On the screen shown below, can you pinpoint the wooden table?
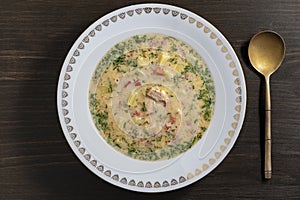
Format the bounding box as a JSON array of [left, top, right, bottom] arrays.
[[1, 0, 299, 199]]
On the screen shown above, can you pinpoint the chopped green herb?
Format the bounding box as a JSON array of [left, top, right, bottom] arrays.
[[89, 93, 99, 107], [149, 52, 156, 58], [195, 89, 209, 100], [113, 55, 125, 71], [133, 35, 147, 43], [108, 80, 113, 93], [141, 102, 147, 112], [201, 126, 207, 132], [182, 63, 199, 74], [168, 57, 176, 63], [128, 147, 136, 153], [95, 111, 110, 132], [171, 44, 177, 52]]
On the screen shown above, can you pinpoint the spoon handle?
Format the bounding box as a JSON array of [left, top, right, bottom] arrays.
[[265, 76, 272, 179]]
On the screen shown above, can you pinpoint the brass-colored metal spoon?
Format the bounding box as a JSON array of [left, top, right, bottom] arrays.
[[248, 31, 285, 179]]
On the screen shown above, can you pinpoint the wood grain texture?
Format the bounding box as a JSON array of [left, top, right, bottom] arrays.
[[1, 0, 299, 199]]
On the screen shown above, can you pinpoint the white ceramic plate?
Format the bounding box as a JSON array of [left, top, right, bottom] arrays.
[[57, 4, 246, 192]]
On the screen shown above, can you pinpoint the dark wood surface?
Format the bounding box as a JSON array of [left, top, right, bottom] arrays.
[[1, 0, 299, 199]]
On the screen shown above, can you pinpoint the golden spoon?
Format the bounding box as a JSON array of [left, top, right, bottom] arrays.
[[248, 30, 285, 179]]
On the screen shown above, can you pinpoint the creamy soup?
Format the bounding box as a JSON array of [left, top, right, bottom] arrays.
[[89, 34, 215, 161]]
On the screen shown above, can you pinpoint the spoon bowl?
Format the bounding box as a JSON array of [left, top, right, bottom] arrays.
[[249, 31, 285, 77], [248, 30, 285, 179]]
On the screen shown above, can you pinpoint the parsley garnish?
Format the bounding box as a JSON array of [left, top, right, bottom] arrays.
[[141, 102, 147, 112]]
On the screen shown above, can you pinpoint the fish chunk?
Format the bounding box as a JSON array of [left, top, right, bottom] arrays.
[[146, 87, 168, 106]]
